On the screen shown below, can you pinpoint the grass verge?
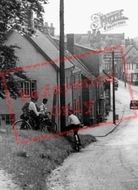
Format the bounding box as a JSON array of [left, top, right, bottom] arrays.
[[0, 126, 96, 190]]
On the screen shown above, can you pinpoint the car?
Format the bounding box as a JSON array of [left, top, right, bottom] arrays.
[[130, 100, 138, 109]]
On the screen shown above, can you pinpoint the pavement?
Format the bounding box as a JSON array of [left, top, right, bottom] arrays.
[[119, 79, 138, 94], [79, 107, 124, 137]]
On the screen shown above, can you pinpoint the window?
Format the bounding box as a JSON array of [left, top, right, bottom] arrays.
[[0, 114, 15, 125], [18, 80, 37, 97], [136, 64, 138, 69]]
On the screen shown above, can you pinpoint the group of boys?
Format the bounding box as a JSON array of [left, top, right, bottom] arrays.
[[21, 95, 82, 145], [28, 96, 49, 130]]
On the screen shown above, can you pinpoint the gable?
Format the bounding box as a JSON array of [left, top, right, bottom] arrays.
[[125, 46, 138, 58], [29, 30, 73, 70], [5, 31, 52, 68], [5, 31, 58, 87]]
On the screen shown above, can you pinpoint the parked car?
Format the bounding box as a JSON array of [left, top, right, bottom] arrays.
[[130, 100, 138, 109]]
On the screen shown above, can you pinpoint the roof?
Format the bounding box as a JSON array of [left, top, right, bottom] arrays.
[[51, 36, 96, 79], [124, 45, 133, 55], [29, 30, 73, 70], [126, 55, 138, 64], [65, 50, 95, 79], [133, 56, 138, 64]]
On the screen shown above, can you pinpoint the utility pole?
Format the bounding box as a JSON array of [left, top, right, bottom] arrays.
[[112, 51, 116, 124], [59, 0, 66, 132]]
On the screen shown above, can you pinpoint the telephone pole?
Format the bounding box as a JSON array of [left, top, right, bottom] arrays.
[[112, 51, 116, 124], [59, 0, 66, 132]]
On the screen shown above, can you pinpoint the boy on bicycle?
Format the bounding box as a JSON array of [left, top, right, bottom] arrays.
[[29, 95, 41, 130], [68, 109, 81, 145], [39, 98, 51, 117]]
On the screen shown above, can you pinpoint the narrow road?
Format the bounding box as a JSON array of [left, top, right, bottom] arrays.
[[46, 81, 138, 190]]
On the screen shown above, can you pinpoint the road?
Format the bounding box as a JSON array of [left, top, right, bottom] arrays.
[[46, 81, 138, 190]]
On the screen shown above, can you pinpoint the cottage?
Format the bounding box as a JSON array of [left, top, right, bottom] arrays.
[[0, 29, 74, 129]]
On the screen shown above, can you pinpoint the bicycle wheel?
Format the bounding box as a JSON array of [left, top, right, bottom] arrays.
[[39, 120, 49, 133], [47, 121, 57, 133], [74, 135, 80, 152], [12, 119, 32, 131]]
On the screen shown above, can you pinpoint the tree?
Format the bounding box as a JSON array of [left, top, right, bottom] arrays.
[[0, 0, 48, 99]]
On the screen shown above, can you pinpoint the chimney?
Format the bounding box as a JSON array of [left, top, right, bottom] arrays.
[[125, 37, 130, 47], [87, 31, 91, 40], [49, 23, 55, 36], [66, 34, 74, 55], [43, 22, 49, 35]]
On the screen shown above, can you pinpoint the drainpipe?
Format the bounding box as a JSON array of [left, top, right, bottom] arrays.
[[71, 66, 75, 109]]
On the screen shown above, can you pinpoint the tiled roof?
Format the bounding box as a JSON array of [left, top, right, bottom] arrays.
[[133, 56, 138, 64], [51, 36, 95, 78], [65, 50, 95, 79], [126, 55, 138, 64], [30, 30, 73, 69], [121, 45, 138, 55], [123, 45, 133, 54]]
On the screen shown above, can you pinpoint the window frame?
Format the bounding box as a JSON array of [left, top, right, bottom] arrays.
[[18, 80, 37, 98]]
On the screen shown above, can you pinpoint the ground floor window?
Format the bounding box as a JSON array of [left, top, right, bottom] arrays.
[[18, 80, 37, 98], [132, 73, 138, 81], [0, 114, 15, 125]]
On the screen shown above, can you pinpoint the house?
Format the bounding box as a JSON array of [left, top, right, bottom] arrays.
[[65, 50, 97, 125], [50, 34, 98, 125], [0, 29, 74, 129], [126, 55, 138, 85], [53, 34, 107, 124], [123, 45, 138, 84]]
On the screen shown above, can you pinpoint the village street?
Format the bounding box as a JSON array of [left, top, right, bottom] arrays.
[[46, 80, 138, 190]]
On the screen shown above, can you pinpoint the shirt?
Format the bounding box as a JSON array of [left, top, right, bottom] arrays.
[[40, 103, 47, 114], [68, 114, 81, 125], [29, 101, 40, 116]]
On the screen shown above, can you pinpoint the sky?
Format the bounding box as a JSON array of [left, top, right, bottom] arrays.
[[43, 0, 138, 38]]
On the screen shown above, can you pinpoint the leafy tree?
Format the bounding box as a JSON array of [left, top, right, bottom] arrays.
[[0, 0, 48, 99]]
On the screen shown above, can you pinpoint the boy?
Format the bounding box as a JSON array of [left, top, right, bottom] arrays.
[[68, 109, 81, 145], [29, 95, 41, 129], [40, 98, 48, 115]]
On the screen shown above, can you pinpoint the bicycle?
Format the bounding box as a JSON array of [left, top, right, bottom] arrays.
[[64, 124, 84, 152], [12, 114, 33, 132], [12, 113, 57, 133], [39, 112, 57, 133], [74, 132, 81, 152]]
